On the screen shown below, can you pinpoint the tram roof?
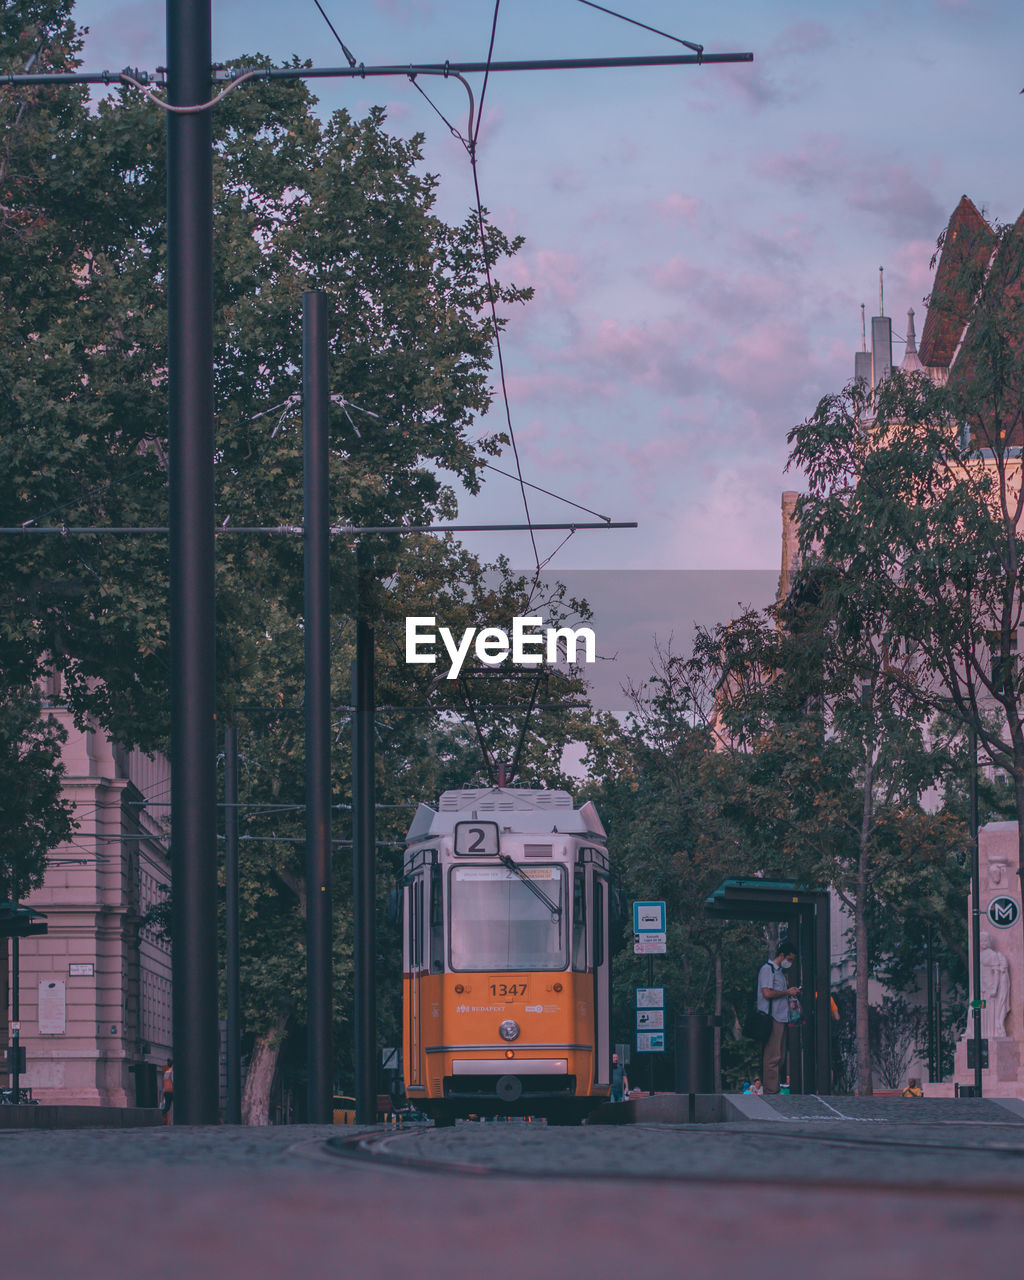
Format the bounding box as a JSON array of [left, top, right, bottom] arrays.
[[406, 787, 606, 842]]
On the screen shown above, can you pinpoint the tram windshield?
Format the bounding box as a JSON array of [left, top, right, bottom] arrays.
[[449, 865, 567, 971]]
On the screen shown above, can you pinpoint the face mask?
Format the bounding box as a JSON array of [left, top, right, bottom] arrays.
[[780, 959, 793, 970]]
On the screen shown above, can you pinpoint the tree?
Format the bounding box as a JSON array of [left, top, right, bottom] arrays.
[[582, 655, 770, 1091], [682, 578, 965, 1095], [5, 7, 594, 1120], [787, 214, 1024, 1019], [0, 688, 76, 900]]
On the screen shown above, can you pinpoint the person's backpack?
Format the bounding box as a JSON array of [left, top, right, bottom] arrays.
[[742, 1006, 773, 1045]]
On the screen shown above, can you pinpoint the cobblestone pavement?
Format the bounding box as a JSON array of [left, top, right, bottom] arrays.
[[337, 1113, 1024, 1191], [3, 1120, 1024, 1280]]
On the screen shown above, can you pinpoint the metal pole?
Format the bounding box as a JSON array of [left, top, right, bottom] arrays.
[[969, 723, 983, 1096], [167, 0, 219, 1124], [647, 953, 654, 1097], [925, 925, 935, 1084], [4, 50, 755, 88], [224, 726, 241, 1124], [304, 291, 334, 1124], [10, 933, 20, 1102], [352, 546, 377, 1124]]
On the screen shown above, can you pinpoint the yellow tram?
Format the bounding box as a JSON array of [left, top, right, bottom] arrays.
[[402, 787, 612, 1125]]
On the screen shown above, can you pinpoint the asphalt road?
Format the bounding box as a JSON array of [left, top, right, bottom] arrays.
[[3, 1117, 1024, 1280]]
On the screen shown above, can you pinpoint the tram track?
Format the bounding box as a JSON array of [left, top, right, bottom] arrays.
[[322, 1122, 1024, 1199]]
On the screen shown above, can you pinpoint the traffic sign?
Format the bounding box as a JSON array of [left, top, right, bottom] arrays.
[[633, 901, 666, 933], [987, 896, 1020, 929], [633, 932, 666, 955]]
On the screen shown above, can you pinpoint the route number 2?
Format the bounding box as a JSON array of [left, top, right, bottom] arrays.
[[454, 821, 500, 856]]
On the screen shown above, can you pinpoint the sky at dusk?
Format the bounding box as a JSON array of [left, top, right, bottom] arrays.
[[69, 1, 1024, 586]]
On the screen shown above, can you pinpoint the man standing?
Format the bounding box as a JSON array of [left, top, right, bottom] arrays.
[[758, 942, 800, 1094], [161, 1060, 174, 1125], [610, 1052, 629, 1103]]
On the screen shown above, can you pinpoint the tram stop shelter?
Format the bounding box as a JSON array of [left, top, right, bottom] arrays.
[[705, 878, 832, 1094]]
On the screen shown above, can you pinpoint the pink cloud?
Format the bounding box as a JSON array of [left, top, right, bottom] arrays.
[[757, 135, 945, 237], [372, 0, 435, 22], [651, 256, 705, 292], [527, 249, 587, 307], [654, 193, 701, 223], [79, 3, 164, 67], [769, 21, 835, 57]]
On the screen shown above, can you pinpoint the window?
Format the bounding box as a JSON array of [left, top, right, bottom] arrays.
[[593, 878, 605, 967], [429, 864, 444, 972], [572, 870, 587, 971], [449, 865, 567, 972], [409, 878, 424, 969]]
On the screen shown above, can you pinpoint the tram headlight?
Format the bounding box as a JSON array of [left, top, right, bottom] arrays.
[[499, 1019, 520, 1042]]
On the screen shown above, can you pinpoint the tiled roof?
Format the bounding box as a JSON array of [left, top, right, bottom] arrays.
[[918, 195, 996, 369], [949, 207, 1024, 447]]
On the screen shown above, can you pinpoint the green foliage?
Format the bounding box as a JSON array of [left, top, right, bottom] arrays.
[[583, 660, 768, 1089], [1, 6, 605, 1101], [787, 217, 1024, 838], [0, 688, 76, 898]]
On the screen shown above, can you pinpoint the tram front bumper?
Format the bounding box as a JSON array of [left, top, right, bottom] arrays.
[[444, 1061, 576, 1101]]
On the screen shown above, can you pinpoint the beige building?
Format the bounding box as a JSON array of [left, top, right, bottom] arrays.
[[2, 672, 172, 1106]]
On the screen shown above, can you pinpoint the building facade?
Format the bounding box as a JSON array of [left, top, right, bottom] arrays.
[[2, 673, 172, 1106]]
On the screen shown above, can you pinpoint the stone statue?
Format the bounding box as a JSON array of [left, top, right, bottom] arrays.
[[980, 931, 1011, 1040], [989, 857, 1009, 889]]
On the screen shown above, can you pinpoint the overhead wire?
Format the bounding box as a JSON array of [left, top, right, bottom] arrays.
[[464, 2, 542, 587], [473, 0, 502, 151], [397, 4, 542, 587], [480, 461, 611, 523], [575, 1, 704, 55], [309, 0, 359, 67]]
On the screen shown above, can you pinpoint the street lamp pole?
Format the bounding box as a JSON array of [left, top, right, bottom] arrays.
[[167, 0, 219, 1124], [969, 723, 983, 1096]]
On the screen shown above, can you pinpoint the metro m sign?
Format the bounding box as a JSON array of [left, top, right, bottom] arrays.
[[987, 896, 1021, 929]]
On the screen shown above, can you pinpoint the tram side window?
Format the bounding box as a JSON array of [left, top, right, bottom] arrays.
[[410, 878, 424, 970], [593, 878, 605, 967], [573, 870, 587, 971], [429, 864, 444, 972]]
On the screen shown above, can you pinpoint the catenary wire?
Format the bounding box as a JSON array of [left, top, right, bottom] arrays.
[[575, 1, 704, 55], [481, 461, 611, 522], [406, 22, 542, 585], [309, 0, 358, 67], [473, 1, 502, 151]]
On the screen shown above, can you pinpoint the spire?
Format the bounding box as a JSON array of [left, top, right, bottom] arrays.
[[901, 307, 923, 373]]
